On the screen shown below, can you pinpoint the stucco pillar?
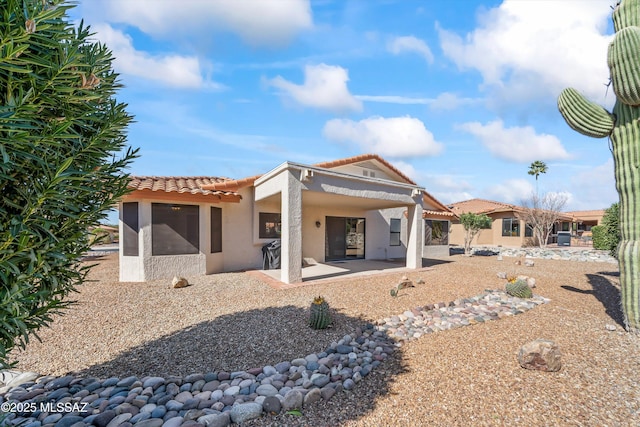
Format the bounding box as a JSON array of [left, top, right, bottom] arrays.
[[281, 170, 303, 284], [406, 200, 424, 269]]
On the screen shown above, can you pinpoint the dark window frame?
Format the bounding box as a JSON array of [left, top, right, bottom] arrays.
[[211, 207, 222, 253], [389, 218, 401, 246], [502, 217, 520, 237], [525, 223, 534, 238], [122, 202, 139, 256], [259, 212, 282, 239], [152, 203, 200, 256], [425, 219, 449, 246]]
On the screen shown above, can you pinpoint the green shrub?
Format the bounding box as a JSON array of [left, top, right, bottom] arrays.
[[0, 0, 137, 368], [592, 225, 607, 250], [591, 203, 620, 258]]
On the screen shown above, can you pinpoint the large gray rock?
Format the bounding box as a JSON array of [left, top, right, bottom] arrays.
[[229, 402, 263, 424], [518, 339, 562, 372], [282, 389, 303, 411], [256, 384, 278, 397], [262, 395, 282, 414], [303, 388, 322, 406], [198, 412, 231, 427]]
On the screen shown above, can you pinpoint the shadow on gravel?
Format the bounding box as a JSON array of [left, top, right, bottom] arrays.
[[561, 272, 624, 327], [74, 305, 408, 424]]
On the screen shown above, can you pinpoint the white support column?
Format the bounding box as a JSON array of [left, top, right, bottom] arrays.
[[406, 200, 424, 269], [281, 170, 303, 284]]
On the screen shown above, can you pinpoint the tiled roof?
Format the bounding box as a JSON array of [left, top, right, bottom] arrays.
[[448, 198, 519, 215], [314, 153, 417, 185], [565, 209, 606, 219], [128, 176, 241, 200], [200, 175, 261, 191]]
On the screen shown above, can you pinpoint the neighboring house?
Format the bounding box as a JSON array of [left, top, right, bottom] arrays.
[[447, 198, 574, 248], [564, 210, 605, 235], [119, 154, 456, 283]]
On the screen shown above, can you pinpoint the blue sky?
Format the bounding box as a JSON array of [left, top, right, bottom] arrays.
[[71, 0, 619, 215]]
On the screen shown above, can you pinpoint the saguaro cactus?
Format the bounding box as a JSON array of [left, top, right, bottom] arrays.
[[558, 0, 640, 334]]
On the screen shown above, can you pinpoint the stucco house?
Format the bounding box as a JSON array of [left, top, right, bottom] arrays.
[[118, 154, 455, 283], [447, 198, 575, 248]]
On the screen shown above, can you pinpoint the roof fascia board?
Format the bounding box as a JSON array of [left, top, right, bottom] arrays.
[[255, 161, 425, 193]]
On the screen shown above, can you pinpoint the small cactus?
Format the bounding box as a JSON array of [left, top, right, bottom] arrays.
[[505, 279, 533, 299], [309, 296, 331, 329]]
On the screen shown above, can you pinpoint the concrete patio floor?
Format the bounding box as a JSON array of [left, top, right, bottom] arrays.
[[252, 258, 445, 288]]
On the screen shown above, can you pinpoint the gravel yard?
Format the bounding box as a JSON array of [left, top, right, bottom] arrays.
[[9, 252, 640, 426]]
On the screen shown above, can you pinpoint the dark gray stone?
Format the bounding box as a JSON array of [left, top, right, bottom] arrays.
[[262, 396, 281, 414]]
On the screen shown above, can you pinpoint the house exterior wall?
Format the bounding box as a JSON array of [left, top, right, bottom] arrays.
[[449, 212, 526, 248], [119, 197, 225, 282]]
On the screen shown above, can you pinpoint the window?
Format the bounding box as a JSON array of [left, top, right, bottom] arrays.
[[259, 212, 281, 239], [502, 218, 520, 237], [152, 203, 199, 255], [425, 220, 449, 245], [390, 218, 401, 246], [525, 224, 534, 237], [211, 207, 222, 253], [122, 202, 139, 256]]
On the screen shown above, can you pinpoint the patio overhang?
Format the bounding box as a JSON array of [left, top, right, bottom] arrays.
[[253, 161, 425, 284]]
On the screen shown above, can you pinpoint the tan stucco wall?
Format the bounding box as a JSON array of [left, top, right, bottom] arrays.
[[119, 197, 226, 282], [449, 213, 526, 248]]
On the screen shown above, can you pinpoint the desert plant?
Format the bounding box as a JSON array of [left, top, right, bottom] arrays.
[[0, 0, 137, 367], [558, 0, 640, 333], [459, 212, 492, 255], [505, 279, 533, 299], [309, 296, 332, 329]]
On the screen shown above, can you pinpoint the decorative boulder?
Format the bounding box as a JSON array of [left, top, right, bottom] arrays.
[[172, 276, 189, 289], [497, 272, 507, 279], [518, 339, 562, 372], [524, 259, 535, 267]]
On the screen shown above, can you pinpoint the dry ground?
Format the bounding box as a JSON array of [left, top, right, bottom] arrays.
[[10, 253, 640, 426]]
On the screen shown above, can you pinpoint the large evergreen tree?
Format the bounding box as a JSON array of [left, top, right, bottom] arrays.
[[0, 0, 137, 367]]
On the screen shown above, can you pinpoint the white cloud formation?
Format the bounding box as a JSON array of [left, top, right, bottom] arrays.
[[568, 159, 617, 210], [92, 24, 221, 90], [459, 120, 571, 162], [267, 64, 362, 113], [437, 0, 613, 106], [323, 116, 443, 158], [485, 178, 535, 205], [83, 0, 312, 47], [355, 92, 480, 111], [387, 35, 434, 63]]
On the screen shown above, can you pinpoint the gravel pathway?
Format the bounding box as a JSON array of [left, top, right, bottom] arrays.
[[3, 252, 640, 426]]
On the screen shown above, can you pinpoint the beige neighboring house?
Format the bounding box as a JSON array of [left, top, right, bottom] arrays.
[[565, 209, 606, 235], [447, 198, 575, 248], [119, 154, 456, 283]]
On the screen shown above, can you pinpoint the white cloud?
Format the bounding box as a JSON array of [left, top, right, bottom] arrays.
[[267, 64, 362, 113], [323, 116, 443, 158], [84, 0, 312, 47], [429, 92, 481, 111], [92, 24, 221, 90], [355, 92, 480, 111], [387, 35, 434, 63], [568, 159, 617, 210], [485, 178, 535, 205], [459, 119, 571, 162], [437, 0, 613, 107]]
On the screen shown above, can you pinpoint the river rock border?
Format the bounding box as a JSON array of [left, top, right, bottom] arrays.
[[466, 246, 617, 264], [0, 290, 549, 427]]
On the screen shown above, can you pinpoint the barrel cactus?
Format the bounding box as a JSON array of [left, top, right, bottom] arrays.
[[505, 279, 533, 299], [557, 0, 640, 333], [309, 296, 332, 329]]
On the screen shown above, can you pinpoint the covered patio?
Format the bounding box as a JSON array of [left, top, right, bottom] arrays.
[[253, 161, 425, 284]]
